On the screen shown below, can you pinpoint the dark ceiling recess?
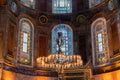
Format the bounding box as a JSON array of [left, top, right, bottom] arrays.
[[0, 0, 7, 6]]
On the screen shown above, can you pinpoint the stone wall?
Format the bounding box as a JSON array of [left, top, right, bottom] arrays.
[[93, 70, 120, 80], [0, 33, 3, 61], [1, 70, 57, 80]]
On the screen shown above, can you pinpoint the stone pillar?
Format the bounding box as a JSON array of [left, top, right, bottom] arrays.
[[106, 19, 113, 57], [117, 0, 120, 53], [117, 13, 120, 53], [0, 6, 10, 62]]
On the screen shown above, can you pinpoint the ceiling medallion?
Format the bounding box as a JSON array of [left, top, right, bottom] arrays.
[[76, 15, 86, 23], [108, 0, 114, 10], [11, 2, 17, 13], [39, 15, 48, 24]]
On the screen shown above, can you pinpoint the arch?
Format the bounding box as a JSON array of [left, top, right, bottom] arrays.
[[52, 24, 73, 55], [91, 17, 110, 67], [18, 18, 34, 66]]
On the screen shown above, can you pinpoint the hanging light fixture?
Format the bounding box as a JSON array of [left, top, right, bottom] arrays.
[[37, 54, 83, 71], [36, 31, 83, 72], [36, 5, 83, 71]]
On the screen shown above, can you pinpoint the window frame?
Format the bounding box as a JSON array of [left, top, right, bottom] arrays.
[[18, 18, 34, 67], [52, 0, 72, 14], [91, 17, 110, 67], [52, 24, 73, 55]]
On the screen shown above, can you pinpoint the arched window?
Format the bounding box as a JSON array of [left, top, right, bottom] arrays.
[[52, 0, 72, 14], [52, 24, 73, 55], [91, 18, 110, 67], [18, 18, 34, 66], [89, 0, 104, 8], [20, 0, 35, 9]]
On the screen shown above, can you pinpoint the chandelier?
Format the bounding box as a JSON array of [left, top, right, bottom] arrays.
[[36, 32, 83, 71], [37, 54, 83, 71]]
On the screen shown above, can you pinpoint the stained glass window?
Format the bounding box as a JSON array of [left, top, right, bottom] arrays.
[[89, 0, 104, 8], [20, 0, 35, 9], [97, 33, 103, 52], [18, 18, 34, 66], [52, 0, 72, 14], [22, 33, 28, 53], [52, 24, 73, 55], [91, 18, 110, 67]]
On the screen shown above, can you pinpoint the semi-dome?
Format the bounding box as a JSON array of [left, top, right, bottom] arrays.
[[0, 0, 120, 80]]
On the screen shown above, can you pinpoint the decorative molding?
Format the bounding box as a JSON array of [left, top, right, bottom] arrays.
[[3, 64, 57, 77], [76, 15, 86, 23], [39, 15, 48, 24]]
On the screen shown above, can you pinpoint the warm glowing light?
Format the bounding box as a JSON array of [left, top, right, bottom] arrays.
[[37, 54, 83, 71], [93, 70, 120, 80]]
